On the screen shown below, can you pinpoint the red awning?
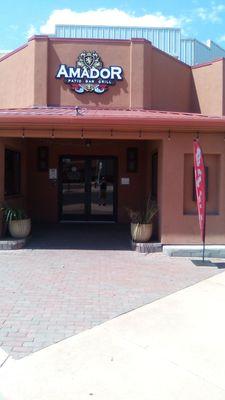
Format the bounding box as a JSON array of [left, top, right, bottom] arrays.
[[0, 107, 225, 132]]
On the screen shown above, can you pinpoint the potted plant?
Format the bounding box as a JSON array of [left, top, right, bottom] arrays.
[[0, 205, 31, 239], [128, 196, 158, 242]]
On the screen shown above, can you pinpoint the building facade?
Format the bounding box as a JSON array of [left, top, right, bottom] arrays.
[[0, 35, 225, 245], [55, 24, 225, 66]]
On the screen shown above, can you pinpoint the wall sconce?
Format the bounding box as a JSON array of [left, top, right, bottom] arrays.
[[37, 146, 49, 171], [85, 139, 91, 148], [196, 132, 200, 140], [127, 147, 138, 172]]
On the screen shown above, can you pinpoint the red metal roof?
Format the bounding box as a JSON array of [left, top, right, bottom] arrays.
[[0, 107, 225, 131]]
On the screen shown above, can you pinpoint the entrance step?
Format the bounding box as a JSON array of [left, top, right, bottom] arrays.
[[163, 245, 225, 258], [0, 237, 27, 250], [131, 241, 162, 253]]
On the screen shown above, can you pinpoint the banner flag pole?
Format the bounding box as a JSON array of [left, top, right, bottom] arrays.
[[193, 139, 206, 262]]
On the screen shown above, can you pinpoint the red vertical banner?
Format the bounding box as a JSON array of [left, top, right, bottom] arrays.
[[193, 140, 206, 258]]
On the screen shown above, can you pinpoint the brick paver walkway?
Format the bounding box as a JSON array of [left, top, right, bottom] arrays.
[[0, 224, 222, 359]]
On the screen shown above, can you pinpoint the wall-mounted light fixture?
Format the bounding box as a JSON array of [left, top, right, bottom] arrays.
[[127, 147, 138, 172], [75, 106, 86, 116], [85, 139, 91, 148], [37, 146, 49, 171]]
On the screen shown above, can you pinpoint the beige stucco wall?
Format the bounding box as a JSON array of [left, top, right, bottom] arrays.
[[160, 132, 225, 244], [192, 59, 225, 116], [0, 43, 35, 108], [0, 36, 195, 112], [0, 36, 225, 244], [47, 39, 131, 109], [151, 48, 192, 112], [47, 38, 193, 111], [1, 132, 224, 244], [33, 38, 48, 107], [1, 35, 225, 114]]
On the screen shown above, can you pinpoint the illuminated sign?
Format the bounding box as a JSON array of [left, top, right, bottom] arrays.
[[56, 50, 123, 94]]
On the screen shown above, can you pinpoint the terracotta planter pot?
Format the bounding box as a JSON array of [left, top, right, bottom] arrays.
[[9, 218, 31, 239], [131, 223, 153, 242]]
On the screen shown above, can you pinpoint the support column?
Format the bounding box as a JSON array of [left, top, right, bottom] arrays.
[[29, 36, 49, 107], [129, 39, 152, 109]]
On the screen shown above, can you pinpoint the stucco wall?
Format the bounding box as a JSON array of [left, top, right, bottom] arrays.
[[192, 59, 225, 116], [47, 39, 131, 109], [26, 139, 148, 223], [161, 132, 225, 244], [47, 38, 192, 111], [1, 35, 225, 115], [1, 133, 225, 244], [151, 48, 192, 112], [0, 43, 35, 109]]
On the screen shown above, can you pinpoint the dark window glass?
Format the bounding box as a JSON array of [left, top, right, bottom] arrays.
[[4, 149, 21, 196]]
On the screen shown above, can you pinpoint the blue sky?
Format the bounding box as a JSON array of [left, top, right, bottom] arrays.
[[1, 0, 225, 51]]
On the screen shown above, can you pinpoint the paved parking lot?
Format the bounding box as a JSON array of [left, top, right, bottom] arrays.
[[0, 224, 222, 359]]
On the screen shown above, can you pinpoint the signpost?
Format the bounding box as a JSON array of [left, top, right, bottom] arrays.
[[193, 140, 206, 261]]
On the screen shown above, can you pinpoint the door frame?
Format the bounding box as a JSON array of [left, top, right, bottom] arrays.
[[58, 155, 118, 222]]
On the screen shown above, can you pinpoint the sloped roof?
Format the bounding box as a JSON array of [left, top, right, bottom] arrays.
[[0, 107, 225, 132]]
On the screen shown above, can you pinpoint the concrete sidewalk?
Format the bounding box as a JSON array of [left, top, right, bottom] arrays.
[[0, 271, 225, 399]]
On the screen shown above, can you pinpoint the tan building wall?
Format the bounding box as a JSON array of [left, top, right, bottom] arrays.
[[161, 132, 225, 244], [26, 139, 148, 223], [46, 37, 193, 111], [0, 43, 35, 108], [192, 59, 225, 116], [0, 36, 196, 112], [1, 131, 224, 244], [0, 36, 225, 244], [151, 48, 192, 112]]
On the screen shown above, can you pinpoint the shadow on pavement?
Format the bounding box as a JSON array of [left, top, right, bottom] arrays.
[[26, 223, 132, 250], [191, 260, 225, 269]]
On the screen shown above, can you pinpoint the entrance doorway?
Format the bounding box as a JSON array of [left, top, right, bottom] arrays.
[[59, 156, 117, 221]]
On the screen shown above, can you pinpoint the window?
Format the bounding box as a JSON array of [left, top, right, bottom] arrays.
[[4, 149, 21, 196]]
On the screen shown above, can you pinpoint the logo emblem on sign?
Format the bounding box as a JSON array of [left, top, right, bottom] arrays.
[[56, 50, 123, 94]]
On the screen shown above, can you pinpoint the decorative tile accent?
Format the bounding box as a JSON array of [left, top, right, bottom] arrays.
[[0, 238, 27, 250], [131, 240, 162, 253]]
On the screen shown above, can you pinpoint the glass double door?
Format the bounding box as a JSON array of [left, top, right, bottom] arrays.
[[59, 156, 117, 221]]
